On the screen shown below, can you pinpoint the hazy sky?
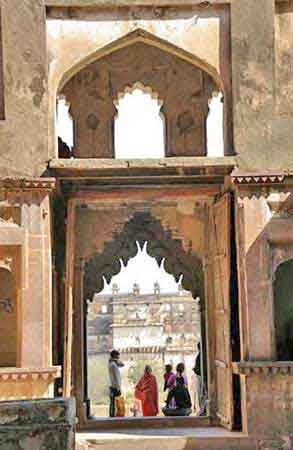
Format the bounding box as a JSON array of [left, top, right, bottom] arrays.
[[57, 88, 223, 294]]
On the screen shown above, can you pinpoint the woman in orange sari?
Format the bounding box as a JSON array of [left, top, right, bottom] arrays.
[[135, 365, 159, 416]]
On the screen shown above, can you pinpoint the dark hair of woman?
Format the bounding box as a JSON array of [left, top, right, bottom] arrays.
[[176, 362, 185, 374]]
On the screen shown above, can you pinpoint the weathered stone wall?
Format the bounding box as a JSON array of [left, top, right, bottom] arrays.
[[0, 397, 75, 450], [0, 0, 48, 177], [275, 2, 293, 117], [245, 373, 293, 447], [231, 0, 293, 170]]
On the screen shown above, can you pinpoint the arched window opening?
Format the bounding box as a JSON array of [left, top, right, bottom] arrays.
[[86, 241, 204, 418], [206, 92, 224, 157], [273, 259, 293, 361], [114, 87, 165, 159], [56, 97, 74, 158], [0, 268, 17, 367]]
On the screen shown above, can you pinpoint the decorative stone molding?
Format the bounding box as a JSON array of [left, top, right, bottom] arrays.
[[232, 361, 293, 376], [232, 172, 285, 185], [0, 366, 61, 382], [0, 178, 55, 192]]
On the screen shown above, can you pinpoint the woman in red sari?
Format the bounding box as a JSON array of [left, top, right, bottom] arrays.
[[135, 365, 159, 416]]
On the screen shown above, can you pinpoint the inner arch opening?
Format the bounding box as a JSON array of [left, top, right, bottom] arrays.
[[114, 86, 165, 159], [87, 241, 205, 418]]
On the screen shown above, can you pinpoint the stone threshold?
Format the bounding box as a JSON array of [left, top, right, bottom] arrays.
[[79, 415, 212, 431], [76, 427, 251, 450]]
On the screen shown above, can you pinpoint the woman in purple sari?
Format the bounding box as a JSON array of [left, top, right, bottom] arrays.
[[166, 363, 188, 407]]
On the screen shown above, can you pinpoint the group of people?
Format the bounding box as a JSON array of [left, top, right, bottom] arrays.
[[108, 347, 202, 417]]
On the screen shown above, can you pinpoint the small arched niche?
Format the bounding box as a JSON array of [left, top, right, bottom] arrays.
[[0, 268, 17, 367], [114, 84, 165, 159], [273, 259, 293, 361], [58, 30, 223, 159]]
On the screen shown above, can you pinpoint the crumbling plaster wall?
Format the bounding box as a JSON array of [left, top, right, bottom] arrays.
[[0, 0, 48, 177], [47, 10, 221, 157], [231, 0, 293, 170]]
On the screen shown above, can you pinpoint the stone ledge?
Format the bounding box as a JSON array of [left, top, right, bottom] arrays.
[[50, 156, 236, 171], [232, 361, 293, 376], [0, 366, 61, 382]]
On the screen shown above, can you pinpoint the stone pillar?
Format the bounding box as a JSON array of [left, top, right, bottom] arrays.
[[21, 191, 52, 368]]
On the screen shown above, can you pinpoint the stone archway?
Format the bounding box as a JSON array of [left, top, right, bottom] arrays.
[[75, 209, 205, 423]]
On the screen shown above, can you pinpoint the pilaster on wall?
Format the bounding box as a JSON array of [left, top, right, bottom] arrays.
[[0, 179, 60, 401], [0, 0, 48, 177]]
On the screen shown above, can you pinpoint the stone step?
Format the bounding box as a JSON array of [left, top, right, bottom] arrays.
[[76, 428, 251, 450]]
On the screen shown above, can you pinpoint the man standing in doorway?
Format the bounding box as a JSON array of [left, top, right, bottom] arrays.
[[108, 349, 124, 417]]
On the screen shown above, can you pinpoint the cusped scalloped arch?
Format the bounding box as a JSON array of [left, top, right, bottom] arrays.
[[83, 210, 204, 301]]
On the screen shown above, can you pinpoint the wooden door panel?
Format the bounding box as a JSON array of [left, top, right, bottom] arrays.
[[211, 193, 233, 429]]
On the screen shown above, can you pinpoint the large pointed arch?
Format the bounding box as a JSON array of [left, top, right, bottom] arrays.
[[83, 210, 204, 300], [58, 28, 223, 93]]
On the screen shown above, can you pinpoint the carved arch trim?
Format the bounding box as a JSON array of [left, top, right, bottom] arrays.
[[58, 28, 223, 93], [113, 81, 164, 107], [83, 210, 204, 300]]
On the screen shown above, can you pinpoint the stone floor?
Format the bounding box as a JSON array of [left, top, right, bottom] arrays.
[[76, 428, 251, 450]]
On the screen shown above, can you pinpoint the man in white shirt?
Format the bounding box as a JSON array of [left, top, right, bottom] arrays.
[[108, 349, 124, 417]]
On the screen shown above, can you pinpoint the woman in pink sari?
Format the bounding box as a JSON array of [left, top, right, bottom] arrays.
[[135, 365, 159, 416]]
